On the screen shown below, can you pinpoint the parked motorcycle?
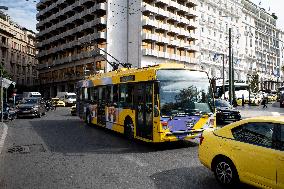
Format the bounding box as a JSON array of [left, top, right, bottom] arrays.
[[0, 106, 17, 121]]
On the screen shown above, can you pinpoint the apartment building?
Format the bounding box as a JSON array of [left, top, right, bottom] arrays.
[[242, 0, 281, 91], [197, 0, 246, 81], [0, 11, 38, 87], [36, 0, 199, 97]]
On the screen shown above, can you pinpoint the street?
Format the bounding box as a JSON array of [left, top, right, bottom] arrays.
[[0, 106, 279, 189]]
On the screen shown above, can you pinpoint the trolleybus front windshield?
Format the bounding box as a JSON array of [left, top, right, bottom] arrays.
[[157, 70, 213, 117]]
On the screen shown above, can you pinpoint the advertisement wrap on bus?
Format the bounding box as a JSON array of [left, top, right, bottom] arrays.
[[76, 63, 216, 143]]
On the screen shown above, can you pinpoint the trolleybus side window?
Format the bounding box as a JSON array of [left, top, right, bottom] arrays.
[[113, 85, 118, 104], [92, 87, 98, 103], [118, 84, 134, 108], [98, 87, 106, 103], [106, 85, 112, 104]]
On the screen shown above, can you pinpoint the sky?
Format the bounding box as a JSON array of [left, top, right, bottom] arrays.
[[0, 0, 284, 33]]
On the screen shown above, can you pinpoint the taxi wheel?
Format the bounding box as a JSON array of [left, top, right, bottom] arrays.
[[124, 120, 134, 140], [213, 157, 239, 187]]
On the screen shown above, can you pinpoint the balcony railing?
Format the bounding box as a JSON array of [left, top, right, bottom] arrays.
[[38, 18, 106, 48], [38, 5, 106, 37], [142, 18, 157, 28]]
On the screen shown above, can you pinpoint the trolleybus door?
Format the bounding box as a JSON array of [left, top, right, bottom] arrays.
[[135, 83, 153, 140], [97, 86, 106, 126]]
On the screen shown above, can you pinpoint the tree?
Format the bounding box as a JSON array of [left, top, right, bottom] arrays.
[[0, 65, 11, 79], [249, 73, 259, 93]]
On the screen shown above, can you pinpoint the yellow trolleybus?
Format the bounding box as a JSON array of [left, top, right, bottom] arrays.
[[76, 63, 215, 143]]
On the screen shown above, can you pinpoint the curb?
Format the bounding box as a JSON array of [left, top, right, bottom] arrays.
[[0, 122, 8, 154]]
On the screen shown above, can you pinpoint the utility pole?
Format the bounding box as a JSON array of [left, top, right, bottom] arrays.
[[228, 28, 232, 105], [222, 54, 225, 99]]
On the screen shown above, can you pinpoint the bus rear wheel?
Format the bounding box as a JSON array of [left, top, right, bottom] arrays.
[[124, 120, 134, 140]]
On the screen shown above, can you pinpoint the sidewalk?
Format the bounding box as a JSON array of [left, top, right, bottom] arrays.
[[0, 122, 8, 154], [236, 102, 284, 119]]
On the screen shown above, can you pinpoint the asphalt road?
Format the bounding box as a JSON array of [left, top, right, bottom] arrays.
[[0, 108, 253, 189]]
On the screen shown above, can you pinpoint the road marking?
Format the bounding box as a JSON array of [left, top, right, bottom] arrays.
[[0, 123, 8, 154], [271, 112, 280, 116], [123, 155, 149, 167]]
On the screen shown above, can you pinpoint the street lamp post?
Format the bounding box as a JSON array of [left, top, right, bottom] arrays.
[[228, 28, 233, 105]]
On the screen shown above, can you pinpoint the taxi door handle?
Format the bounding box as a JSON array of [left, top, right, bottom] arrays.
[[279, 156, 284, 161], [232, 146, 241, 150]]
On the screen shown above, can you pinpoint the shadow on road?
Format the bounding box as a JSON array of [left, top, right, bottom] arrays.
[[150, 166, 255, 189], [30, 119, 197, 155]]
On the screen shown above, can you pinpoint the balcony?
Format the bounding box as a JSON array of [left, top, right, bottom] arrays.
[[169, 26, 179, 34], [142, 33, 158, 41], [157, 22, 169, 31], [170, 54, 176, 60], [189, 20, 198, 29], [185, 44, 199, 51], [142, 19, 157, 28], [38, 17, 106, 48], [168, 1, 180, 9], [180, 56, 187, 62], [189, 0, 198, 6], [38, 5, 106, 37], [191, 57, 198, 64], [188, 8, 197, 17], [180, 5, 189, 13], [157, 36, 169, 44], [156, 0, 170, 5], [168, 13, 178, 21], [142, 3, 158, 14], [142, 49, 158, 57], [157, 8, 169, 18], [179, 17, 190, 25], [169, 40, 180, 47], [178, 29, 190, 37]]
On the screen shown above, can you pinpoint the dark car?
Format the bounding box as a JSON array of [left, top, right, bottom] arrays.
[[17, 97, 46, 118], [215, 99, 241, 124]]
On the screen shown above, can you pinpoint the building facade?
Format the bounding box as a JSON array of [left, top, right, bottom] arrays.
[[197, 0, 246, 81], [0, 11, 38, 87], [197, 0, 283, 91], [242, 0, 281, 91], [36, 0, 199, 97]]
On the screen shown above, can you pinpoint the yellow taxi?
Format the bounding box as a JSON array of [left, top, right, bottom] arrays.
[[51, 98, 65, 107], [199, 116, 284, 188]]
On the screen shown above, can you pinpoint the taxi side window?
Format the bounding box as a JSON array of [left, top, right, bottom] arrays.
[[232, 123, 275, 148]]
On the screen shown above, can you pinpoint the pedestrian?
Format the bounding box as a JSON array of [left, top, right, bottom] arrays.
[[262, 97, 267, 108]]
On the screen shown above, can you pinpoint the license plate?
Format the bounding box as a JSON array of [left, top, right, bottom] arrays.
[[22, 111, 30, 113]]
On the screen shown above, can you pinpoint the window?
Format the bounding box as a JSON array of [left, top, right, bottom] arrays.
[[232, 122, 275, 148], [119, 84, 133, 107]]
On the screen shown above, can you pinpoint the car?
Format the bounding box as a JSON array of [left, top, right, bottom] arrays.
[[57, 100, 65, 107], [267, 94, 277, 102], [215, 99, 241, 124], [70, 105, 76, 116], [199, 116, 284, 188], [51, 98, 65, 107], [17, 97, 46, 118]]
